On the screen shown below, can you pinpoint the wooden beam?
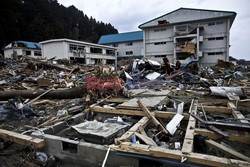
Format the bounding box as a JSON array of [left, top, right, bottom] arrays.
[[228, 102, 249, 124], [201, 106, 232, 114], [205, 139, 250, 162], [0, 129, 45, 149], [117, 117, 149, 144], [114, 142, 250, 167], [137, 100, 168, 135], [104, 98, 128, 103], [90, 106, 189, 120], [194, 128, 250, 144], [182, 99, 198, 153], [134, 132, 157, 146]]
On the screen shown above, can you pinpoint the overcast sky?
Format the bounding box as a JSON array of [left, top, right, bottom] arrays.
[[58, 0, 250, 60]]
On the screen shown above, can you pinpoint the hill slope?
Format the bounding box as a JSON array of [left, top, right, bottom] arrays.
[[0, 0, 118, 50]]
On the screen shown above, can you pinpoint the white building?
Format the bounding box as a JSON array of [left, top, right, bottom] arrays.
[[98, 31, 143, 60], [139, 8, 237, 66], [40, 38, 116, 65], [3, 41, 41, 58]]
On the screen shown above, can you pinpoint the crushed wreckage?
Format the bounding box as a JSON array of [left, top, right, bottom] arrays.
[[0, 56, 250, 167]]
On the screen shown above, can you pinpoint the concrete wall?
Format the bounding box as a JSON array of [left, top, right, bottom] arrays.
[[42, 42, 66, 59]]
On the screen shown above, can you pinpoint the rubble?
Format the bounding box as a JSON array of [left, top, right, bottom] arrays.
[[0, 56, 250, 166]]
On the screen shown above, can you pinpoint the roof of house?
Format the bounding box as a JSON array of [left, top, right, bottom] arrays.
[[98, 31, 143, 44], [16, 41, 41, 49], [139, 7, 237, 29], [3, 41, 41, 50], [40, 38, 115, 49]]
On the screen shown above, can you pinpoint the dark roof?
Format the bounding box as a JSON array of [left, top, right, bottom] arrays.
[[139, 7, 237, 28], [98, 31, 143, 44]]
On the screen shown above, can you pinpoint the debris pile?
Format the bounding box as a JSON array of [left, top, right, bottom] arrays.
[[0, 56, 250, 166]]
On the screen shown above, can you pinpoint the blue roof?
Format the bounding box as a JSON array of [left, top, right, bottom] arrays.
[[98, 31, 143, 44], [16, 40, 41, 49]]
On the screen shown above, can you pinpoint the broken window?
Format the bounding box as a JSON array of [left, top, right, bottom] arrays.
[[62, 141, 78, 154], [112, 43, 118, 47], [34, 51, 41, 56], [208, 21, 223, 26], [126, 51, 133, 55], [208, 37, 224, 41], [154, 28, 166, 32], [69, 44, 85, 52], [106, 49, 115, 55], [25, 50, 31, 55], [125, 42, 133, 46], [90, 47, 102, 54], [207, 52, 223, 55], [154, 42, 166, 45], [154, 55, 166, 58]]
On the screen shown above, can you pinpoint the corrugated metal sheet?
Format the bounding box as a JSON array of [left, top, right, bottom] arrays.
[[98, 31, 143, 44]]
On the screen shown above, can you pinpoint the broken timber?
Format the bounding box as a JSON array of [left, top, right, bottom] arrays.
[[205, 139, 250, 162], [0, 129, 45, 149], [137, 100, 168, 135], [182, 99, 198, 153]]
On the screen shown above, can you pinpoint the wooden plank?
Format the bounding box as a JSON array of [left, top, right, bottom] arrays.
[[104, 98, 128, 103], [0, 129, 45, 149], [205, 139, 250, 162], [114, 142, 250, 167], [201, 106, 232, 114], [137, 100, 168, 135], [90, 106, 189, 120], [134, 132, 157, 146], [194, 128, 250, 144], [228, 102, 249, 124], [182, 99, 198, 153]]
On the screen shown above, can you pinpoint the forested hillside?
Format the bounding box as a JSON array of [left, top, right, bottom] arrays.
[[0, 0, 118, 51]]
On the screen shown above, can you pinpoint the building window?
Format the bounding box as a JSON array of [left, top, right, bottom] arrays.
[[34, 51, 42, 56], [117, 52, 119, 56], [154, 55, 166, 58], [90, 47, 102, 54], [126, 51, 133, 55], [154, 42, 166, 45], [106, 49, 115, 55], [208, 37, 224, 41], [208, 52, 223, 55], [112, 43, 119, 47], [69, 44, 85, 52], [25, 50, 31, 55], [208, 21, 224, 26], [125, 42, 133, 46], [154, 28, 166, 32]]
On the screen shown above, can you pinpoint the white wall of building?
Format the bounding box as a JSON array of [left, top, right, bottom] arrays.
[[107, 40, 143, 58]]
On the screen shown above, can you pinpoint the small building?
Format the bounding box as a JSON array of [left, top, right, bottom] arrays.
[[98, 31, 143, 60], [3, 41, 41, 58], [139, 8, 237, 66], [40, 38, 116, 65]]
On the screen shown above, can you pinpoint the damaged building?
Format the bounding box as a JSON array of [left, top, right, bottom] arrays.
[[3, 41, 42, 59], [40, 38, 117, 65], [139, 8, 237, 66]]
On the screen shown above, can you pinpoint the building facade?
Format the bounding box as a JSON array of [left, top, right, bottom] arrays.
[[3, 41, 41, 58], [98, 31, 143, 60], [139, 8, 236, 66], [40, 39, 116, 65]]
